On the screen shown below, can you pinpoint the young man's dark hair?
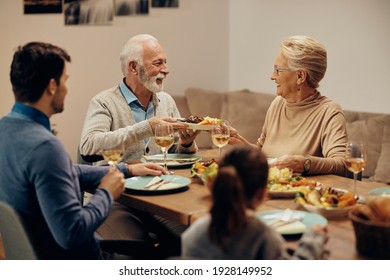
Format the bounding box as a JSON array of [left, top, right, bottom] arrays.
[[10, 42, 71, 103]]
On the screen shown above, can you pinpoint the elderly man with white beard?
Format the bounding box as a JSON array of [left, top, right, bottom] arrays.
[[79, 34, 198, 258], [80, 34, 198, 163]]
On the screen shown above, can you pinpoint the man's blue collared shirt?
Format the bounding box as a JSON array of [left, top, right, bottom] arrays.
[[119, 80, 155, 123], [9, 102, 51, 132]]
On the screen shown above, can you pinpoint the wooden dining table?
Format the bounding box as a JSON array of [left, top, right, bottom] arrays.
[[118, 149, 389, 260]]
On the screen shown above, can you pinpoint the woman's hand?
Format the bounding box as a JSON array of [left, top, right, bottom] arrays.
[[228, 126, 256, 147], [274, 155, 305, 173]]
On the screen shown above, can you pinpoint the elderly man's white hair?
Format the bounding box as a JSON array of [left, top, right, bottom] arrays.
[[119, 34, 158, 76]]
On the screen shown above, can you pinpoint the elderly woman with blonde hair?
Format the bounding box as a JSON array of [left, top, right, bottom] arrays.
[[230, 35, 347, 176]]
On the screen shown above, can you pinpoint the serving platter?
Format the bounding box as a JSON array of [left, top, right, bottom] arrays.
[[141, 154, 202, 168], [177, 121, 215, 131]]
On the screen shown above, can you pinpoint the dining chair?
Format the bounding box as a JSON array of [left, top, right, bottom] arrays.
[[0, 201, 38, 260], [76, 145, 103, 165]]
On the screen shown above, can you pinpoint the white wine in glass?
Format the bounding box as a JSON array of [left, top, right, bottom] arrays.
[[102, 140, 125, 168], [345, 141, 366, 198], [211, 120, 230, 157], [154, 123, 174, 169]]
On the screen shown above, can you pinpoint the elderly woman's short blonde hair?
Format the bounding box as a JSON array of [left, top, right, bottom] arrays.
[[281, 35, 327, 89]]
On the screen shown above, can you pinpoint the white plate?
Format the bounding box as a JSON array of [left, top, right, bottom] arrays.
[[125, 175, 190, 195], [177, 121, 215, 131], [141, 154, 202, 168], [368, 187, 390, 197], [297, 187, 357, 219], [300, 204, 356, 219], [257, 210, 328, 236]]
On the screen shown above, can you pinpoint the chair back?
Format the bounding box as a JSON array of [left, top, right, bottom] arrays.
[[0, 201, 38, 260]]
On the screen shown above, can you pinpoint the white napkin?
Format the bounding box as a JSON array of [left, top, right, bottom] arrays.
[[272, 221, 307, 234], [157, 182, 180, 190], [145, 176, 162, 187]]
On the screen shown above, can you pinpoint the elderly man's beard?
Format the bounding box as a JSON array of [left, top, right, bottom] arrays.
[[138, 65, 166, 93]]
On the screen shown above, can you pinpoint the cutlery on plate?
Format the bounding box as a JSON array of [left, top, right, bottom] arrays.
[[143, 178, 164, 190], [152, 180, 171, 190], [143, 179, 172, 190]]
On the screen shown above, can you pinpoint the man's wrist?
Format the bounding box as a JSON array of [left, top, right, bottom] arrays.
[[125, 163, 133, 177]]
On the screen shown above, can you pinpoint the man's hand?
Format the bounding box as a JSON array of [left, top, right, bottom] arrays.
[[128, 162, 168, 177], [99, 168, 125, 200], [148, 117, 188, 133], [178, 129, 200, 147]]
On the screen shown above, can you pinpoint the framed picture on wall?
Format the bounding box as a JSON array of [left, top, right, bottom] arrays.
[[115, 0, 149, 16], [151, 0, 179, 8], [24, 0, 62, 14], [64, 0, 114, 25]]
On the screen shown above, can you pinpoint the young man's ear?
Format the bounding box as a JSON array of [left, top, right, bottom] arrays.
[[47, 78, 57, 95]]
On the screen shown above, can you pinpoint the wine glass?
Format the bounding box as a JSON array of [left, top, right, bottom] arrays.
[[154, 123, 174, 170], [101, 139, 125, 168], [211, 120, 230, 158], [345, 141, 366, 198]]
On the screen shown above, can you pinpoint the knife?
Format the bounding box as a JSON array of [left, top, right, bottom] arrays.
[[143, 178, 164, 190]]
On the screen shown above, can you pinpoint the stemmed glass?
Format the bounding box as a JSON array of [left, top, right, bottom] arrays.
[[101, 138, 125, 168], [211, 120, 230, 158], [154, 123, 174, 170], [345, 141, 366, 198]]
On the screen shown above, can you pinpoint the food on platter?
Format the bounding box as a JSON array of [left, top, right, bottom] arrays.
[[180, 115, 204, 124], [190, 159, 219, 185], [179, 116, 222, 125], [295, 187, 358, 208], [268, 167, 293, 182], [267, 167, 318, 196], [295, 186, 358, 218]]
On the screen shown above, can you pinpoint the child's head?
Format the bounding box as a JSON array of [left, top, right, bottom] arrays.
[[209, 145, 269, 249]]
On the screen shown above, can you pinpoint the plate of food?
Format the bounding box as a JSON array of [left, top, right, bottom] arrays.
[[177, 116, 222, 131], [141, 154, 202, 168], [257, 209, 328, 236], [295, 186, 358, 218], [125, 175, 191, 195], [267, 167, 319, 198], [190, 159, 219, 187]]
